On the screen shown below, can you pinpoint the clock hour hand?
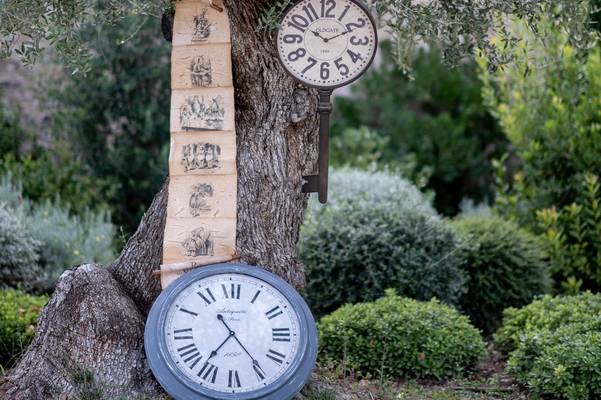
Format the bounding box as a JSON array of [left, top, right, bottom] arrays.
[[309, 29, 327, 42]]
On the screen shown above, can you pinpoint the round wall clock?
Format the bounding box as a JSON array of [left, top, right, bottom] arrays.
[[277, 0, 378, 89], [145, 263, 318, 400]]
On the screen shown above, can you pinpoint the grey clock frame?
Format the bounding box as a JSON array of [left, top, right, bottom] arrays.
[[145, 263, 318, 400]]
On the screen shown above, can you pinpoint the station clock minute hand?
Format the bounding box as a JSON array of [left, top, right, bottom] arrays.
[[325, 30, 349, 41]]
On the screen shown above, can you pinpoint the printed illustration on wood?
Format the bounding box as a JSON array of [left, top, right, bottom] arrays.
[[189, 183, 214, 216], [183, 225, 214, 257], [193, 9, 213, 42], [181, 142, 221, 171], [191, 56, 212, 87], [179, 95, 225, 131]]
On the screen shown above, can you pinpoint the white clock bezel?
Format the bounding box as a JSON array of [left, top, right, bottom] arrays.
[[276, 0, 378, 90], [144, 263, 318, 400]]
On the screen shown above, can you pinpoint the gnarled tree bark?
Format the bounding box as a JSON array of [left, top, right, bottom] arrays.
[[0, 1, 318, 398]]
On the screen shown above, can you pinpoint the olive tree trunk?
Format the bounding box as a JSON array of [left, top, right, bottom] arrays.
[[0, 1, 318, 397]]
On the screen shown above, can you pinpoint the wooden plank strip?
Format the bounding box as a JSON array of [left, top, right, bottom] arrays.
[[171, 44, 233, 90], [170, 88, 235, 133], [163, 217, 237, 263], [167, 174, 237, 219], [172, 0, 231, 46], [168, 131, 236, 176]]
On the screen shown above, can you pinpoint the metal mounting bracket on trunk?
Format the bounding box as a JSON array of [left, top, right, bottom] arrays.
[[302, 89, 333, 204]]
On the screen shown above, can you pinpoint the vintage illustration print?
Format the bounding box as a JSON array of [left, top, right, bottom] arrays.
[[173, 1, 231, 46], [191, 56, 212, 87], [183, 225, 214, 257], [179, 95, 225, 131], [181, 142, 221, 172], [189, 183, 214, 217], [193, 9, 213, 42]]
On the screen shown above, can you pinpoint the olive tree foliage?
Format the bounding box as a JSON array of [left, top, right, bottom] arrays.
[[0, 0, 598, 74]]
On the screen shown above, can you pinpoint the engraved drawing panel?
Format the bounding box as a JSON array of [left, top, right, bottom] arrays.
[[171, 45, 232, 89], [163, 217, 236, 263], [173, 0, 231, 45], [171, 89, 235, 132], [167, 175, 237, 219], [180, 95, 225, 131], [181, 142, 221, 171], [169, 132, 236, 176]]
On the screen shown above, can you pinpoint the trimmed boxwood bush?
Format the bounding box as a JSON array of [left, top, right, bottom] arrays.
[[0, 289, 47, 368], [498, 294, 601, 399], [319, 290, 486, 379], [452, 216, 551, 334], [300, 169, 467, 316], [494, 292, 601, 353], [507, 318, 601, 400]]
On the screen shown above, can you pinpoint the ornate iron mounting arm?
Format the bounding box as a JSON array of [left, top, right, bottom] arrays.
[[302, 89, 333, 204]]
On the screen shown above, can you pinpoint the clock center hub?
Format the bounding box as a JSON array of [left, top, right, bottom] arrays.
[[304, 19, 348, 61]]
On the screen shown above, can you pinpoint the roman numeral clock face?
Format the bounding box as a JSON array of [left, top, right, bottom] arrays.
[[163, 273, 301, 394], [277, 0, 377, 88]]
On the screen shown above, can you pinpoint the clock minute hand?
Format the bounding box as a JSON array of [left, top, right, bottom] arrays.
[[325, 30, 349, 42]]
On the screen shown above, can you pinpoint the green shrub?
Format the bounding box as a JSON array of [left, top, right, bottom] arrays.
[[0, 206, 41, 291], [452, 216, 551, 334], [480, 12, 601, 292], [300, 169, 466, 316], [494, 292, 601, 353], [506, 318, 601, 400], [0, 174, 116, 293], [333, 42, 507, 215], [319, 290, 486, 380], [0, 289, 47, 368]]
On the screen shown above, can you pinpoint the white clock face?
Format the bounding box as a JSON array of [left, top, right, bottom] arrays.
[[164, 273, 301, 394], [277, 0, 377, 88]]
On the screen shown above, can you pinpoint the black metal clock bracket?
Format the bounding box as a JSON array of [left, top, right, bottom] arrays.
[[302, 89, 333, 204]]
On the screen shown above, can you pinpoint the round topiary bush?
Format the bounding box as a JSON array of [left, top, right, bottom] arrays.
[[452, 215, 551, 334], [0, 206, 41, 290], [299, 169, 467, 316], [494, 292, 601, 353], [0, 289, 47, 368], [319, 290, 486, 379]]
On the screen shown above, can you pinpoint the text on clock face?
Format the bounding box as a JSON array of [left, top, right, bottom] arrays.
[[164, 274, 301, 394], [277, 0, 377, 87]]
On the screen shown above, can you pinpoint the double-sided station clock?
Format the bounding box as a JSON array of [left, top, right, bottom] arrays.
[[147, 1, 376, 399], [277, 0, 378, 203]]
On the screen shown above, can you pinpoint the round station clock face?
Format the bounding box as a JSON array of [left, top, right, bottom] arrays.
[[145, 264, 317, 400], [277, 0, 378, 88]]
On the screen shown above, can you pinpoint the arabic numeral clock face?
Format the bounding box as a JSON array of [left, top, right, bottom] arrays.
[[145, 264, 318, 400], [277, 0, 377, 88]]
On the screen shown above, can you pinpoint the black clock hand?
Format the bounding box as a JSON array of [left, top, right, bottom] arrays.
[[207, 333, 233, 359], [325, 30, 349, 42], [309, 29, 327, 42], [217, 315, 264, 375]]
